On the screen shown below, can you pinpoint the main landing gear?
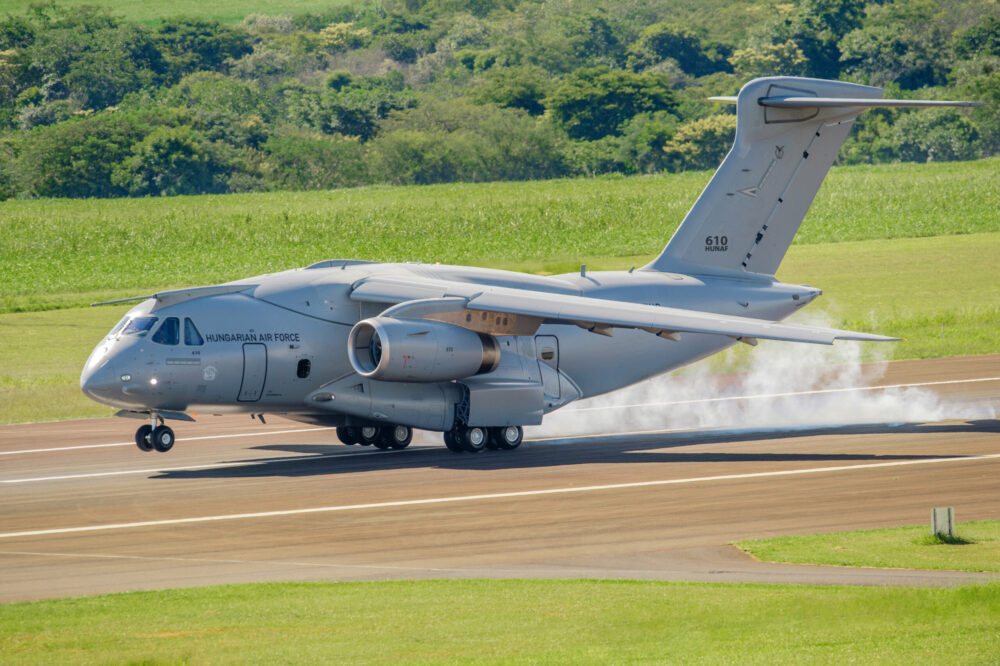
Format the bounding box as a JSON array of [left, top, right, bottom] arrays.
[[336, 424, 413, 450], [134, 415, 174, 453], [444, 425, 523, 453]]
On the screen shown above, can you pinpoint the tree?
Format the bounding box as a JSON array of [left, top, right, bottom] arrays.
[[839, 24, 944, 89], [729, 40, 808, 78], [790, 0, 866, 78], [260, 127, 368, 190], [545, 66, 677, 141], [662, 114, 736, 172], [153, 18, 252, 82], [473, 65, 549, 115], [954, 15, 1000, 60], [625, 22, 729, 76], [112, 125, 227, 196], [13, 111, 152, 197], [893, 109, 981, 163]]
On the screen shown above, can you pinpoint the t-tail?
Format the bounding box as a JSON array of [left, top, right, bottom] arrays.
[[645, 76, 980, 278]]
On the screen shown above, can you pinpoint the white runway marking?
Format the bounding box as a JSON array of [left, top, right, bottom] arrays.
[[0, 427, 335, 456], [3, 452, 998, 540]]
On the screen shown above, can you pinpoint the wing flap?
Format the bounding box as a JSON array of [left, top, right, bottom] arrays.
[[351, 276, 898, 346]]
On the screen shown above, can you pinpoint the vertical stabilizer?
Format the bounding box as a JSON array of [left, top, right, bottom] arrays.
[[645, 77, 882, 277]]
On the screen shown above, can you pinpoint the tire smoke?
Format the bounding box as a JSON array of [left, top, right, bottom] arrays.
[[530, 317, 995, 439]]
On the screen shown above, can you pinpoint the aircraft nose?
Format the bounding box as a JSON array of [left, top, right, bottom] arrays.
[[80, 361, 120, 403]]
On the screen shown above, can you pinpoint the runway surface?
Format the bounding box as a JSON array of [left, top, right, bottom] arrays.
[[2, 355, 999, 602]]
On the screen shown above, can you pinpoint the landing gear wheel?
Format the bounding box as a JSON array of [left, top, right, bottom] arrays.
[[135, 424, 153, 452], [151, 425, 175, 452], [358, 426, 380, 446], [491, 425, 523, 450], [358, 426, 382, 446], [380, 425, 412, 450], [460, 426, 488, 453], [443, 430, 463, 453], [336, 426, 359, 445]]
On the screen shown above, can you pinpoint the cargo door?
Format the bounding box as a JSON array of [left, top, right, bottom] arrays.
[[535, 335, 560, 399], [238, 343, 267, 402]]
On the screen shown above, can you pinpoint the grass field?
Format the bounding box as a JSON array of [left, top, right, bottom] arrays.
[[0, 0, 354, 24], [2, 158, 998, 314], [739, 520, 1000, 572], [1, 580, 999, 663]]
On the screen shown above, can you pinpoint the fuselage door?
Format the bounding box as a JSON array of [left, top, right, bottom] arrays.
[[238, 343, 268, 402], [535, 335, 560, 398]]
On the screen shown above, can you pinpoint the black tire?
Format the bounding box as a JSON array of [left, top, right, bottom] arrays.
[[336, 426, 359, 445], [443, 430, 463, 453], [359, 426, 380, 446], [135, 424, 153, 452], [151, 425, 175, 452], [381, 425, 412, 450], [492, 425, 523, 450], [461, 426, 488, 453]]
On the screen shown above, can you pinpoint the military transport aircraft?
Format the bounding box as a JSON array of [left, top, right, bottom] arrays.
[[81, 76, 980, 454]]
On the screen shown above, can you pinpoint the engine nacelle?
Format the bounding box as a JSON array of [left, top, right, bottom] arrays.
[[348, 317, 500, 382]]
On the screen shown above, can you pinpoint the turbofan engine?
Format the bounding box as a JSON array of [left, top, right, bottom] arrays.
[[348, 317, 501, 382]]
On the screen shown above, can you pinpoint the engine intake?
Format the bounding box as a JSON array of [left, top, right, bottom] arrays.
[[348, 317, 500, 382]]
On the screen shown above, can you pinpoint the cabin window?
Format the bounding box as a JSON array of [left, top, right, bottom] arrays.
[[297, 359, 311, 378], [152, 317, 180, 345], [184, 318, 204, 346], [122, 316, 157, 336]]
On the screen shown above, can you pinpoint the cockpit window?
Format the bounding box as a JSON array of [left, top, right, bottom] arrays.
[[152, 317, 180, 345], [184, 318, 204, 346], [108, 316, 129, 338], [122, 316, 158, 336]]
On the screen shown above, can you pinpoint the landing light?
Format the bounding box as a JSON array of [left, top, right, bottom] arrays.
[[120, 374, 131, 382], [149, 378, 158, 386]]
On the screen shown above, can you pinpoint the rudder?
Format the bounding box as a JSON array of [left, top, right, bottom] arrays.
[[645, 77, 882, 277]]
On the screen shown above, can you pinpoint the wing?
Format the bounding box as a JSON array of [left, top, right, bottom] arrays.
[[350, 276, 897, 346]]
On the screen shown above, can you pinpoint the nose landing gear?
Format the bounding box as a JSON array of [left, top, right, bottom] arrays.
[[134, 415, 174, 453]]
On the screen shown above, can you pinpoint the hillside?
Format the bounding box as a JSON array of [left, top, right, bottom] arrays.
[[0, 0, 996, 200]]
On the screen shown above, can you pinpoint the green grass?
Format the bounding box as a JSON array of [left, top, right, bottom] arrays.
[[0, 0, 355, 25], [2, 159, 998, 314], [2, 580, 999, 663], [2, 232, 999, 424], [739, 521, 1000, 572]]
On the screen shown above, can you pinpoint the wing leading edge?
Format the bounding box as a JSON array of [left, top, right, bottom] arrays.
[[351, 276, 898, 346]]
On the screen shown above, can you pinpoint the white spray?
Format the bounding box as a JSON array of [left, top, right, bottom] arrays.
[[528, 313, 995, 440]]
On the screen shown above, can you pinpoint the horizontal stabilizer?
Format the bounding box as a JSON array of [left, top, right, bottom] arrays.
[[710, 95, 982, 108]]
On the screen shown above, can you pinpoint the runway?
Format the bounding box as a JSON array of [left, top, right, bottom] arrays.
[[2, 355, 999, 602]]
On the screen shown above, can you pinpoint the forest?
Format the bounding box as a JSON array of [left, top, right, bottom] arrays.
[[0, 0, 997, 199]]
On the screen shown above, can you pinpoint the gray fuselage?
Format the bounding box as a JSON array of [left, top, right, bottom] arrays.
[[81, 260, 819, 430]]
